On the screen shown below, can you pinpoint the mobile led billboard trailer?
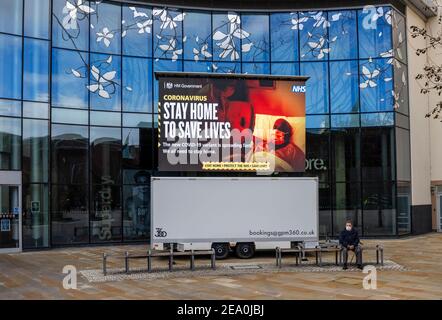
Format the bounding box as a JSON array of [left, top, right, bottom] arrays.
[[156, 72, 308, 173]]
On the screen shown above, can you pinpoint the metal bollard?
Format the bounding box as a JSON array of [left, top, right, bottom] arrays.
[[376, 245, 380, 265], [125, 251, 129, 273], [103, 253, 107, 276], [380, 247, 384, 266], [147, 250, 152, 273], [211, 248, 216, 270], [190, 250, 195, 271], [275, 247, 279, 267], [169, 247, 173, 272]]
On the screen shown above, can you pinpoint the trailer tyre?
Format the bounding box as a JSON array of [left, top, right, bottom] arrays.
[[212, 243, 229, 259], [236, 243, 255, 259]]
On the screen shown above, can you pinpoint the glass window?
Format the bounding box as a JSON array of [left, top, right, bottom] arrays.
[[153, 8, 184, 60], [305, 129, 330, 182], [242, 63, 270, 74], [123, 113, 152, 128], [361, 112, 394, 126], [123, 184, 150, 241], [24, 0, 50, 39], [299, 11, 329, 61], [89, 53, 121, 111], [270, 13, 298, 62], [331, 128, 360, 182], [301, 62, 329, 114], [0, 34, 22, 100], [0, 99, 21, 117], [90, 111, 121, 127], [90, 184, 122, 242], [306, 114, 329, 129], [51, 124, 88, 184], [22, 119, 49, 183], [123, 57, 152, 113], [395, 112, 409, 129], [332, 182, 362, 235], [212, 62, 240, 74], [0, 117, 21, 170], [24, 39, 49, 102], [362, 181, 395, 236], [51, 184, 89, 245], [318, 183, 332, 237], [183, 61, 213, 73], [153, 59, 183, 112], [396, 127, 411, 181], [90, 1, 121, 54], [52, 48, 89, 109], [0, 0, 23, 35], [392, 10, 406, 64], [22, 184, 49, 248], [52, 0, 90, 51], [359, 58, 393, 112], [122, 6, 152, 57], [183, 11, 212, 61], [123, 127, 153, 184], [23, 102, 49, 119], [397, 182, 411, 235], [328, 10, 357, 60], [394, 60, 408, 115], [241, 14, 269, 62], [358, 6, 393, 59], [361, 127, 395, 181], [330, 60, 359, 113], [271, 63, 299, 76], [331, 114, 360, 128], [52, 107, 88, 125], [90, 126, 121, 185], [212, 12, 241, 62]]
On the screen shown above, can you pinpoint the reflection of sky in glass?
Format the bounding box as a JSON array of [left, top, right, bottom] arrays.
[[241, 15, 269, 62], [0, 34, 22, 100], [90, 53, 121, 111], [358, 8, 392, 59], [328, 10, 357, 60], [24, 39, 49, 102], [183, 11, 212, 61], [90, 2, 121, 54], [330, 60, 359, 113], [270, 13, 298, 62], [301, 62, 329, 114], [123, 57, 152, 113], [24, 0, 50, 39], [271, 63, 299, 76], [0, 0, 22, 35], [122, 6, 152, 57]]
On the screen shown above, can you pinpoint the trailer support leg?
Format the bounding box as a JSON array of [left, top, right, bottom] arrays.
[[102, 253, 107, 276], [125, 251, 129, 274], [169, 248, 173, 272], [190, 250, 195, 271], [211, 249, 216, 270], [147, 250, 152, 273]]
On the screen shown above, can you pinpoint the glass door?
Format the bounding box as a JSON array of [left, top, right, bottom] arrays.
[[0, 185, 21, 252]]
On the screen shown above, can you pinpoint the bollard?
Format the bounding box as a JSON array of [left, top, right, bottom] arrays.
[[147, 250, 152, 273], [376, 245, 380, 265], [169, 247, 173, 272], [190, 250, 195, 271], [275, 247, 279, 267], [211, 248, 216, 270], [125, 251, 129, 273], [103, 253, 107, 276]]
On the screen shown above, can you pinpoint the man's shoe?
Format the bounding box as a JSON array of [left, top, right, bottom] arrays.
[[343, 265, 348, 270], [357, 264, 363, 269]]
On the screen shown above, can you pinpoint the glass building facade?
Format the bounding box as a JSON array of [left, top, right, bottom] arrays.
[[0, 0, 411, 249]]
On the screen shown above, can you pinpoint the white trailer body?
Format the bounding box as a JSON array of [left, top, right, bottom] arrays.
[[151, 177, 319, 258]]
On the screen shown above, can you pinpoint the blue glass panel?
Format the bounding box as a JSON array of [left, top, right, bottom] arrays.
[[123, 113, 152, 128], [359, 58, 394, 112], [301, 62, 329, 114], [331, 114, 360, 128], [330, 60, 359, 113], [183, 11, 212, 61], [89, 53, 121, 111], [358, 6, 393, 59], [270, 13, 298, 62], [361, 112, 394, 126], [0, 0, 22, 35], [0, 34, 22, 100], [212, 12, 241, 62], [183, 61, 213, 73], [306, 115, 330, 128], [90, 1, 121, 54], [241, 14, 269, 62], [23, 102, 49, 119], [90, 111, 121, 126], [299, 11, 329, 61], [0, 99, 21, 117], [52, 107, 88, 125], [328, 10, 357, 60], [242, 63, 270, 75], [52, 48, 88, 109], [25, 0, 50, 39], [123, 57, 152, 113], [271, 63, 299, 76], [122, 5, 152, 57], [153, 8, 184, 60], [24, 39, 49, 102], [52, 0, 90, 51], [212, 62, 240, 74], [153, 59, 183, 113]]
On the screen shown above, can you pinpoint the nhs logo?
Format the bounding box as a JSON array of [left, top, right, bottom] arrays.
[[292, 85, 306, 93]]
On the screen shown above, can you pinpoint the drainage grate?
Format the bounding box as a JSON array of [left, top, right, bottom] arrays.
[[230, 265, 262, 270]]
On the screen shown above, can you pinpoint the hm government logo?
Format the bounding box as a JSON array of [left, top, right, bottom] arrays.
[[292, 85, 306, 93], [165, 82, 173, 89]]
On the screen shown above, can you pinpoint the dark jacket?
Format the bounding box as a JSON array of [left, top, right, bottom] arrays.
[[339, 228, 360, 247]]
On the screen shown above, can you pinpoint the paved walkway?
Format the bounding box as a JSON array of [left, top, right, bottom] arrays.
[[0, 233, 441, 299]]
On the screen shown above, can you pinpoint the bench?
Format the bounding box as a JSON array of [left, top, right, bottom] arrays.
[[102, 248, 216, 275]]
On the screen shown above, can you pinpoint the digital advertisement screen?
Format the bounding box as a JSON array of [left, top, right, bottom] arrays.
[[157, 73, 307, 173]]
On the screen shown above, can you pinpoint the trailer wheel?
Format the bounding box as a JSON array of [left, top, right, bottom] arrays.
[[235, 243, 255, 259], [212, 243, 229, 259]]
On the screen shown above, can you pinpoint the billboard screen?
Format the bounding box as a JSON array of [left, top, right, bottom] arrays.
[[157, 73, 307, 173]]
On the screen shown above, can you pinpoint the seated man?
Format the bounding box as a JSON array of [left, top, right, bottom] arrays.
[[339, 220, 363, 270]]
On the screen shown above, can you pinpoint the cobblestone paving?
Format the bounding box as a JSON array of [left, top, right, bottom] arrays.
[[0, 233, 441, 299]]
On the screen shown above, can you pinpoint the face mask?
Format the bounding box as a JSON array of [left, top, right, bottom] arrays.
[[346, 226, 352, 231]]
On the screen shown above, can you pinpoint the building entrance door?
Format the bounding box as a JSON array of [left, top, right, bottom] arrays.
[[0, 172, 22, 253]]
